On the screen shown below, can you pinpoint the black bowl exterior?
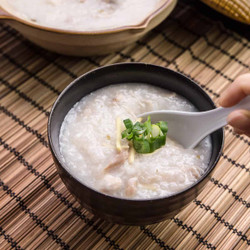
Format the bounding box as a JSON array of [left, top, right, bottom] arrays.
[[48, 63, 224, 225]]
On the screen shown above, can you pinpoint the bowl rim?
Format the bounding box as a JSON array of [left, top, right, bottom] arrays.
[[0, 0, 175, 35], [48, 62, 224, 203]]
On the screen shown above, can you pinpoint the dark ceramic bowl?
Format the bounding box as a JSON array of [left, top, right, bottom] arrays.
[[48, 63, 224, 225]]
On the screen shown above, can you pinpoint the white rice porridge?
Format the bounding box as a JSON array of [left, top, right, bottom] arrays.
[[7, 0, 162, 31], [59, 84, 212, 199]]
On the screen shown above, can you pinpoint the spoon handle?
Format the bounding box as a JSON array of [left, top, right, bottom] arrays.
[[200, 96, 250, 133], [185, 96, 250, 149]]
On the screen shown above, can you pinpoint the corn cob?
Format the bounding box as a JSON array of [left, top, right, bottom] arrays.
[[201, 0, 250, 24]]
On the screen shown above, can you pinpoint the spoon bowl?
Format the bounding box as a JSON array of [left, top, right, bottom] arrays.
[[139, 96, 250, 149]]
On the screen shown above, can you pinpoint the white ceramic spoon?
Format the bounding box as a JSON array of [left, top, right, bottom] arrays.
[[138, 96, 250, 149]]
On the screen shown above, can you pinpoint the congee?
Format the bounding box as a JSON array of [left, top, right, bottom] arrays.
[[59, 84, 212, 199], [7, 0, 162, 31]]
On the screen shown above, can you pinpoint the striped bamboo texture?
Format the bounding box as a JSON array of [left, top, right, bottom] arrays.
[[201, 0, 250, 24], [0, 1, 250, 250]]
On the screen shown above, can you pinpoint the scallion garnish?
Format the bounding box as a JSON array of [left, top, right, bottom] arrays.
[[121, 116, 168, 154]]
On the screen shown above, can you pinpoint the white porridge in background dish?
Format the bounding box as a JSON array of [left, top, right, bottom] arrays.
[[7, 0, 162, 31], [59, 84, 212, 199]]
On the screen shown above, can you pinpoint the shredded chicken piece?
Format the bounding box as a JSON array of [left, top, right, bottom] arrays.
[[125, 177, 138, 197], [190, 167, 200, 179], [100, 174, 122, 193], [104, 150, 129, 171], [141, 184, 157, 191]]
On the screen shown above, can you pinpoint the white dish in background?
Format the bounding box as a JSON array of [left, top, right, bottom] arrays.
[[6, 0, 162, 31], [0, 0, 177, 56]]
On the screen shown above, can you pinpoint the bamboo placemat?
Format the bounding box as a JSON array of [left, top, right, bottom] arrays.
[[0, 1, 249, 249]]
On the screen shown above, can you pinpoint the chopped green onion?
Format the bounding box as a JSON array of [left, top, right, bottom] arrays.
[[144, 116, 152, 135], [151, 124, 161, 138], [133, 137, 150, 153], [156, 121, 168, 133], [123, 119, 133, 130], [121, 116, 168, 154]]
